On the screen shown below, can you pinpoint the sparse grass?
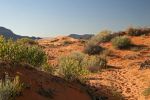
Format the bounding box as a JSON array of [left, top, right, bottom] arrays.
[[111, 36, 132, 49], [0, 74, 23, 100]]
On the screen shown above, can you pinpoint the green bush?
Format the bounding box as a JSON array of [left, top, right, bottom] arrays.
[[24, 46, 47, 67], [17, 38, 38, 45], [84, 44, 103, 55], [0, 36, 47, 67], [58, 52, 88, 81], [112, 36, 132, 49], [0, 75, 23, 100]]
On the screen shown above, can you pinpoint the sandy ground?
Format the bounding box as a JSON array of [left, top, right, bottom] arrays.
[[0, 63, 91, 100], [39, 36, 150, 100]]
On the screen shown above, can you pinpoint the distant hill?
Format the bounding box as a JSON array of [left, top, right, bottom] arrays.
[[68, 34, 94, 39], [0, 27, 40, 40]]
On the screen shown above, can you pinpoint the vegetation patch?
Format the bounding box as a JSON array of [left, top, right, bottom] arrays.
[[17, 38, 38, 45], [111, 36, 132, 49], [0, 74, 23, 100], [126, 27, 150, 36], [59, 52, 108, 81], [0, 36, 47, 67], [58, 52, 88, 81], [90, 30, 113, 43], [85, 55, 107, 72], [84, 44, 103, 55]]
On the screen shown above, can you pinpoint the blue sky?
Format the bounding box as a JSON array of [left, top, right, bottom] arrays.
[[0, 0, 150, 37]]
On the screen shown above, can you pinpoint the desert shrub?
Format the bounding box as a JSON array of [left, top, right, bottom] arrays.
[[89, 30, 112, 44], [85, 56, 107, 72], [126, 27, 150, 36], [0, 74, 23, 100], [84, 43, 103, 55], [24, 46, 47, 67], [0, 39, 23, 63], [84, 31, 112, 55], [112, 36, 132, 49], [0, 36, 47, 67], [58, 52, 88, 81], [17, 38, 38, 45], [96, 30, 112, 43]]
